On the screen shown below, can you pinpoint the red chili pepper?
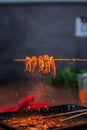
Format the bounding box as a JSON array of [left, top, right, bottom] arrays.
[[0, 96, 50, 113], [0, 107, 14, 113], [11, 95, 35, 112], [26, 103, 49, 109]]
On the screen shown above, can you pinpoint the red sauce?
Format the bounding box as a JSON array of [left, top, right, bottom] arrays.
[[79, 90, 87, 102]]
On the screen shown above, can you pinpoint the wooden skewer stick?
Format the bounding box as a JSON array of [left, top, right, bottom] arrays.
[[13, 58, 87, 62], [13, 59, 25, 62], [43, 108, 87, 119], [62, 111, 87, 122], [55, 58, 87, 62]]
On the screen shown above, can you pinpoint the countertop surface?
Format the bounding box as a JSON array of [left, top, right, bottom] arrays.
[[0, 80, 87, 130]]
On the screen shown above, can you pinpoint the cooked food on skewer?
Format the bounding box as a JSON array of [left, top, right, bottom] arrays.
[[24, 55, 57, 78], [38, 56, 45, 74], [43, 55, 50, 75], [31, 56, 37, 73], [50, 56, 56, 79], [3, 111, 87, 130], [25, 56, 32, 72], [14, 55, 87, 79]]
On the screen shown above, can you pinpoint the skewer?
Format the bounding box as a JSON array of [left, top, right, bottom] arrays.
[[13, 56, 87, 79], [62, 111, 87, 122], [13, 58, 87, 62], [42, 108, 87, 119], [13, 59, 25, 62]]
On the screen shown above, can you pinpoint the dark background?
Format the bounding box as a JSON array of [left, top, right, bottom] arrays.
[[0, 3, 87, 84]]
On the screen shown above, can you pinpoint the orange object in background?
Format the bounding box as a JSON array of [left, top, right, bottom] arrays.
[[79, 90, 87, 103]]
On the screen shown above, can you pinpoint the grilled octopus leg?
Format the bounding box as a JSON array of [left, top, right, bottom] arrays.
[[50, 56, 56, 79], [38, 56, 44, 74], [43, 55, 50, 75], [31, 56, 37, 73], [25, 56, 32, 72]]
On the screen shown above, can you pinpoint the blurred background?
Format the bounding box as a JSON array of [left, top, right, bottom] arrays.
[[0, 0, 87, 110], [0, 1, 87, 85]]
